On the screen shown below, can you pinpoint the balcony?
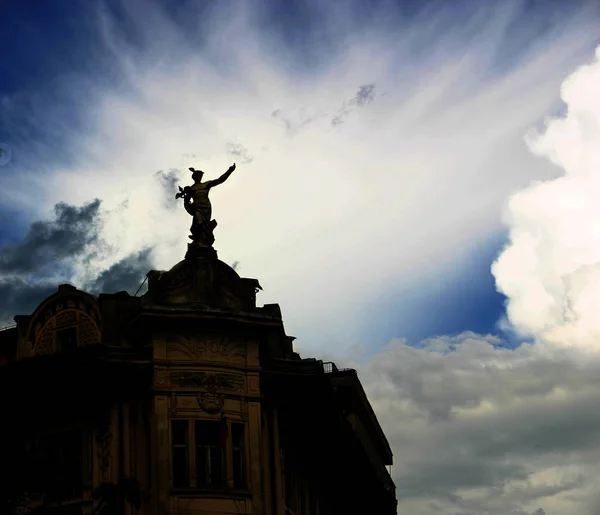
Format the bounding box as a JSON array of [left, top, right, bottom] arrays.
[[322, 361, 353, 374], [347, 413, 396, 495]]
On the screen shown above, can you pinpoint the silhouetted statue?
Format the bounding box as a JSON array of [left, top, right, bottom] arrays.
[[176, 163, 236, 253]]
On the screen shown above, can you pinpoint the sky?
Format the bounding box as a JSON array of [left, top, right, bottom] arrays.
[[1, 0, 600, 513]]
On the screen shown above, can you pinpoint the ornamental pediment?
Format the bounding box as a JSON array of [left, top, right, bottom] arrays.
[[16, 284, 101, 358]]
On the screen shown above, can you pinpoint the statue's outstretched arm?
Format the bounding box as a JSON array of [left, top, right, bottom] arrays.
[[208, 163, 236, 188]]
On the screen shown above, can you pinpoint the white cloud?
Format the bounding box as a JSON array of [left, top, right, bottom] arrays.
[[493, 47, 600, 351]]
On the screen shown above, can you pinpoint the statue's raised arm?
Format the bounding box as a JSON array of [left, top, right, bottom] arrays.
[[207, 163, 236, 188]]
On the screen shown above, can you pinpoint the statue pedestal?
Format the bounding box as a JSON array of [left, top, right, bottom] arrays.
[[185, 242, 218, 260]]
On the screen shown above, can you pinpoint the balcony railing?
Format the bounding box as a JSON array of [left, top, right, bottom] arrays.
[[322, 362, 353, 374], [322, 362, 338, 373]]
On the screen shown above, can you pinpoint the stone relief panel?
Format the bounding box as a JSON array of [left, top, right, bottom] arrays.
[[248, 375, 260, 394], [177, 497, 248, 514], [175, 396, 199, 410], [173, 395, 243, 418], [165, 331, 246, 363], [170, 371, 246, 393]]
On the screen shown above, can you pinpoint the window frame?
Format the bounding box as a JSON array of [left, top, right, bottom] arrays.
[[194, 419, 226, 488], [55, 325, 78, 352], [170, 416, 248, 491], [231, 421, 246, 489], [171, 419, 191, 488]]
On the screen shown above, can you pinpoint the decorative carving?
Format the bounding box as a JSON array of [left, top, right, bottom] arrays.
[[55, 309, 77, 328], [26, 287, 101, 349], [78, 313, 100, 345], [95, 414, 113, 483], [155, 370, 168, 386], [166, 335, 195, 359], [166, 332, 246, 360], [170, 371, 245, 391], [35, 319, 55, 355], [197, 392, 225, 414], [207, 336, 229, 355], [240, 399, 249, 422], [31, 300, 101, 354]]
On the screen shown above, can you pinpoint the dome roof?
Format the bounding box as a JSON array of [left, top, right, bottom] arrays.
[[144, 255, 261, 311]]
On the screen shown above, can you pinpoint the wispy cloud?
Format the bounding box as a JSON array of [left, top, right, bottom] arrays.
[[1, 0, 595, 348]]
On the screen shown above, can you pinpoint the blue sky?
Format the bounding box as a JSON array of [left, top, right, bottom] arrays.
[[2, 0, 600, 513]]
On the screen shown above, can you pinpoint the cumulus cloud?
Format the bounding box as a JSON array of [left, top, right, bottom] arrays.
[[492, 47, 600, 351]]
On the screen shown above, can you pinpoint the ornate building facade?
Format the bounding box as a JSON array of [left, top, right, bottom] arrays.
[[0, 166, 397, 515], [0, 253, 397, 515]]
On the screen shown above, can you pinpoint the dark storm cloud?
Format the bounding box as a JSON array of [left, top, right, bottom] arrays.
[[225, 142, 253, 164], [0, 199, 102, 274], [86, 247, 154, 295], [0, 277, 57, 326], [0, 199, 149, 325]]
